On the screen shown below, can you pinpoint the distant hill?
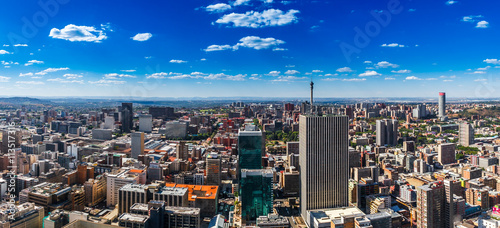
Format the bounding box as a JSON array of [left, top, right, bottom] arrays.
[[0, 97, 49, 104]]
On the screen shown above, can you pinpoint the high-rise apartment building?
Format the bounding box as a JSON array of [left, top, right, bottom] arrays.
[[459, 122, 474, 147], [376, 119, 398, 146], [106, 168, 146, 207], [417, 182, 445, 228], [299, 114, 349, 221], [131, 132, 145, 159]]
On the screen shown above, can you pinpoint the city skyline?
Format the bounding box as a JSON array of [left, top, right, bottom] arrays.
[[0, 0, 500, 98]]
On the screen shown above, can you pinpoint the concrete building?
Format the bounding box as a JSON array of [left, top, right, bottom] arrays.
[[106, 168, 146, 207], [299, 115, 349, 222], [0, 202, 44, 228], [84, 175, 106, 206], [139, 114, 153, 133], [118, 184, 151, 214], [92, 129, 112, 140], [161, 121, 188, 139], [206, 152, 221, 186], [438, 143, 456, 165], [417, 182, 445, 228], [376, 119, 398, 146], [164, 206, 201, 228], [131, 132, 145, 159], [459, 122, 474, 147]]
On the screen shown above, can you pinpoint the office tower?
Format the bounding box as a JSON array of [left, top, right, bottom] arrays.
[[139, 114, 153, 133], [240, 169, 273, 221], [438, 143, 456, 165], [459, 122, 474, 147], [120, 102, 133, 133], [118, 184, 151, 213], [403, 141, 415, 152], [439, 92, 446, 120], [299, 114, 349, 220], [238, 125, 264, 171], [164, 207, 201, 228], [417, 182, 445, 228], [131, 132, 145, 159], [376, 119, 398, 146], [206, 152, 221, 186], [413, 104, 427, 119]]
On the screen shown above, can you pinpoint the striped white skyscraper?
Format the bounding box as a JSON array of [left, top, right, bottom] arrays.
[[299, 114, 349, 221]]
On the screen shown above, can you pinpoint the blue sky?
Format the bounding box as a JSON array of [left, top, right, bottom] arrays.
[[1, 0, 500, 98]]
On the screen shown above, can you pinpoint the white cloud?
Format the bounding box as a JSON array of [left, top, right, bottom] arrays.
[[312, 70, 323, 73], [170, 59, 187, 63], [462, 15, 483, 22], [477, 66, 490, 71], [206, 3, 232, 12], [88, 79, 126, 85], [343, 78, 366, 82], [272, 76, 307, 82], [200, 58, 207, 61], [359, 70, 381, 77], [272, 47, 287, 51], [19, 72, 33, 77], [233, 0, 251, 6], [484, 59, 500, 64], [16, 81, 44, 85], [14, 44, 28, 47], [267, 71, 281, 76], [391, 69, 411, 73], [49, 24, 107, 43], [147, 72, 169, 79], [24, 60, 44, 66], [216, 9, 299, 28], [207, 36, 285, 51], [204, 45, 234, 52], [405, 76, 421, 80], [285, 70, 300, 74], [336, 67, 353, 73], [35, 67, 69, 75], [0, 50, 10, 55], [47, 78, 84, 84], [445, 0, 457, 5], [121, 69, 136, 72], [363, 61, 372, 64], [474, 79, 487, 82], [235, 36, 285, 50], [131, 33, 152, 41], [0, 76, 11, 82], [385, 77, 396, 80], [381, 43, 405, 48], [104, 73, 136, 79], [145, 56, 153, 59], [476, 21, 489, 28], [443, 80, 453, 82], [472, 71, 486, 74], [63, 74, 83, 79], [376, 61, 399, 68]]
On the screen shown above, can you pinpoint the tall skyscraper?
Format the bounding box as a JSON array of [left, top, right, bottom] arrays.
[[240, 169, 273, 221], [439, 92, 446, 120], [376, 119, 398, 146], [131, 132, 144, 159], [459, 122, 474, 147], [120, 102, 133, 133], [438, 143, 456, 165], [237, 125, 264, 172], [417, 182, 445, 228], [299, 114, 349, 220]]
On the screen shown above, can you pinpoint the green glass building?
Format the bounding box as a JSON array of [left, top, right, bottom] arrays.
[[240, 169, 274, 221], [237, 125, 263, 170]]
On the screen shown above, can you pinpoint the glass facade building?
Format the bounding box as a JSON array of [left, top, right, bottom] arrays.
[[240, 169, 273, 221], [237, 126, 263, 170]]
